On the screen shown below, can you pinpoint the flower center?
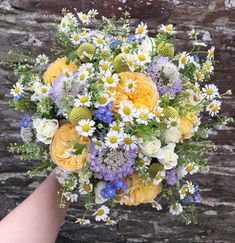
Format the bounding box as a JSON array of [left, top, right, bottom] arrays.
[[109, 136, 118, 143], [138, 55, 146, 61], [97, 209, 105, 216], [106, 76, 114, 84], [99, 96, 107, 104], [14, 87, 21, 93], [82, 124, 91, 132], [137, 27, 144, 34], [206, 89, 213, 95], [166, 25, 173, 31], [83, 184, 91, 191], [80, 96, 89, 103], [123, 106, 131, 115], [42, 87, 48, 93], [80, 74, 86, 81], [124, 137, 133, 145]]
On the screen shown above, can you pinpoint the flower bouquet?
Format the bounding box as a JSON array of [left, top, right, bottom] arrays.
[[8, 9, 232, 225]]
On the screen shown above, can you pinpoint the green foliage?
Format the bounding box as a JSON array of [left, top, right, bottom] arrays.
[[9, 94, 36, 113], [36, 97, 56, 118]]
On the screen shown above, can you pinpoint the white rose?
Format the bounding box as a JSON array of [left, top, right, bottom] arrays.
[[163, 128, 182, 144], [156, 143, 178, 170], [141, 138, 161, 158], [139, 36, 155, 55], [95, 181, 107, 204], [33, 118, 59, 144]]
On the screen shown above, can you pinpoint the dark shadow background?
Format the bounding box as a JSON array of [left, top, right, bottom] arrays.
[[0, 0, 235, 242]]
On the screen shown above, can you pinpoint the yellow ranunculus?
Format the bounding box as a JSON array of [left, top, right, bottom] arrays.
[[179, 112, 198, 140], [121, 173, 162, 206], [112, 72, 159, 112], [50, 123, 89, 172], [43, 57, 78, 85]]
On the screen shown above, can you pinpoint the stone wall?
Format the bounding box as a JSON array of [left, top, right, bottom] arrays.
[[0, 0, 235, 242]]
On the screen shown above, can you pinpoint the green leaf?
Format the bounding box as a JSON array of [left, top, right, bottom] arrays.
[[74, 143, 86, 155]]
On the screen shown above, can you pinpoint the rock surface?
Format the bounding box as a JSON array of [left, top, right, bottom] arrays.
[[0, 0, 235, 242]]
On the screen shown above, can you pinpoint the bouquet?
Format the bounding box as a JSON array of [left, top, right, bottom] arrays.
[[8, 9, 233, 225]]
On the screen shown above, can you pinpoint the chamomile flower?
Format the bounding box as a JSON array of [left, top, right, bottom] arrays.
[[207, 46, 215, 60], [35, 54, 49, 66], [76, 119, 95, 137], [102, 71, 119, 88], [58, 17, 70, 33], [88, 9, 98, 17], [186, 181, 195, 194], [77, 70, 90, 83], [202, 84, 219, 100], [169, 202, 183, 215], [70, 32, 81, 45], [74, 93, 91, 107], [184, 163, 199, 175], [136, 153, 151, 167], [160, 24, 176, 34], [94, 36, 106, 48], [188, 28, 198, 39], [109, 121, 125, 134], [151, 201, 162, 211], [79, 63, 94, 77], [124, 79, 137, 93], [178, 52, 190, 69], [93, 205, 110, 221], [105, 131, 122, 149], [206, 100, 221, 116], [121, 43, 131, 55], [154, 107, 164, 122], [75, 218, 91, 225], [125, 54, 138, 72], [184, 88, 201, 105], [77, 12, 90, 24], [135, 108, 155, 125], [100, 45, 111, 58], [92, 137, 104, 151], [10, 83, 24, 97], [121, 134, 139, 150], [32, 84, 50, 101], [135, 51, 151, 66], [166, 117, 181, 130], [194, 70, 204, 82], [203, 61, 214, 73], [153, 170, 166, 185], [179, 186, 187, 200], [79, 181, 93, 195], [118, 101, 135, 122], [95, 93, 113, 108], [99, 60, 113, 73], [135, 22, 148, 39]]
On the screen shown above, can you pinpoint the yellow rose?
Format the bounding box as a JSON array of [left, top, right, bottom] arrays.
[[50, 123, 89, 172], [179, 112, 198, 140], [112, 72, 159, 112], [43, 57, 78, 85], [121, 173, 162, 206]]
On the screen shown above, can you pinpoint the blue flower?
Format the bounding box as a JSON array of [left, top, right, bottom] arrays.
[[193, 192, 201, 202], [95, 103, 114, 124], [126, 35, 136, 43], [20, 116, 32, 128], [14, 94, 22, 101], [194, 183, 200, 192], [110, 38, 122, 49]]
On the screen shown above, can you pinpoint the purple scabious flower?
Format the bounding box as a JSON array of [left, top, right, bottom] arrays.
[[90, 144, 138, 181], [50, 72, 85, 115], [148, 57, 182, 96], [166, 168, 179, 186]]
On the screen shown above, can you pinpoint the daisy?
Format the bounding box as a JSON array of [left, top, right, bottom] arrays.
[[206, 100, 221, 117], [207, 46, 215, 60], [58, 17, 70, 33], [95, 93, 113, 108], [77, 12, 90, 24], [79, 63, 94, 77], [88, 9, 98, 17], [99, 60, 113, 74], [100, 45, 111, 58], [179, 186, 187, 200], [135, 22, 148, 39], [105, 131, 122, 149], [121, 43, 131, 55], [185, 163, 199, 175], [74, 93, 91, 107], [121, 134, 139, 150], [93, 205, 110, 222], [102, 71, 119, 88], [188, 29, 198, 39], [94, 36, 106, 48], [160, 24, 176, 34], [124, 79, 137, 93], [10, 83, 24, 97], [202, 84, 219, 100], [70, 32, 81, 45], [194, 70, 204, 82], [169, 203, 183, 215], [184, 89, 201, 105], [32, 84, 50, 101], [92, 138, 104, 151], [154, 107, 164, 122], [178, 52, 190, 69], [79, 181, 93, 195], [186, 181, 195, 194], [75, 218, 91, 225], [151, 201, 162, 211], [35, 54, 49, 66], [135, 51, 151, 67], [77, 70, 90, 83], [135, 108, 155, 125], [118, 101, 135, 122], [203, 61, 214, 73], [109, 121, 125, 134], [153, 170, 166, 185], [166, 117, 181, 130], [76, 119, 95, 137], [125, 54, 138, 72], [136, 153, 151, 167]]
